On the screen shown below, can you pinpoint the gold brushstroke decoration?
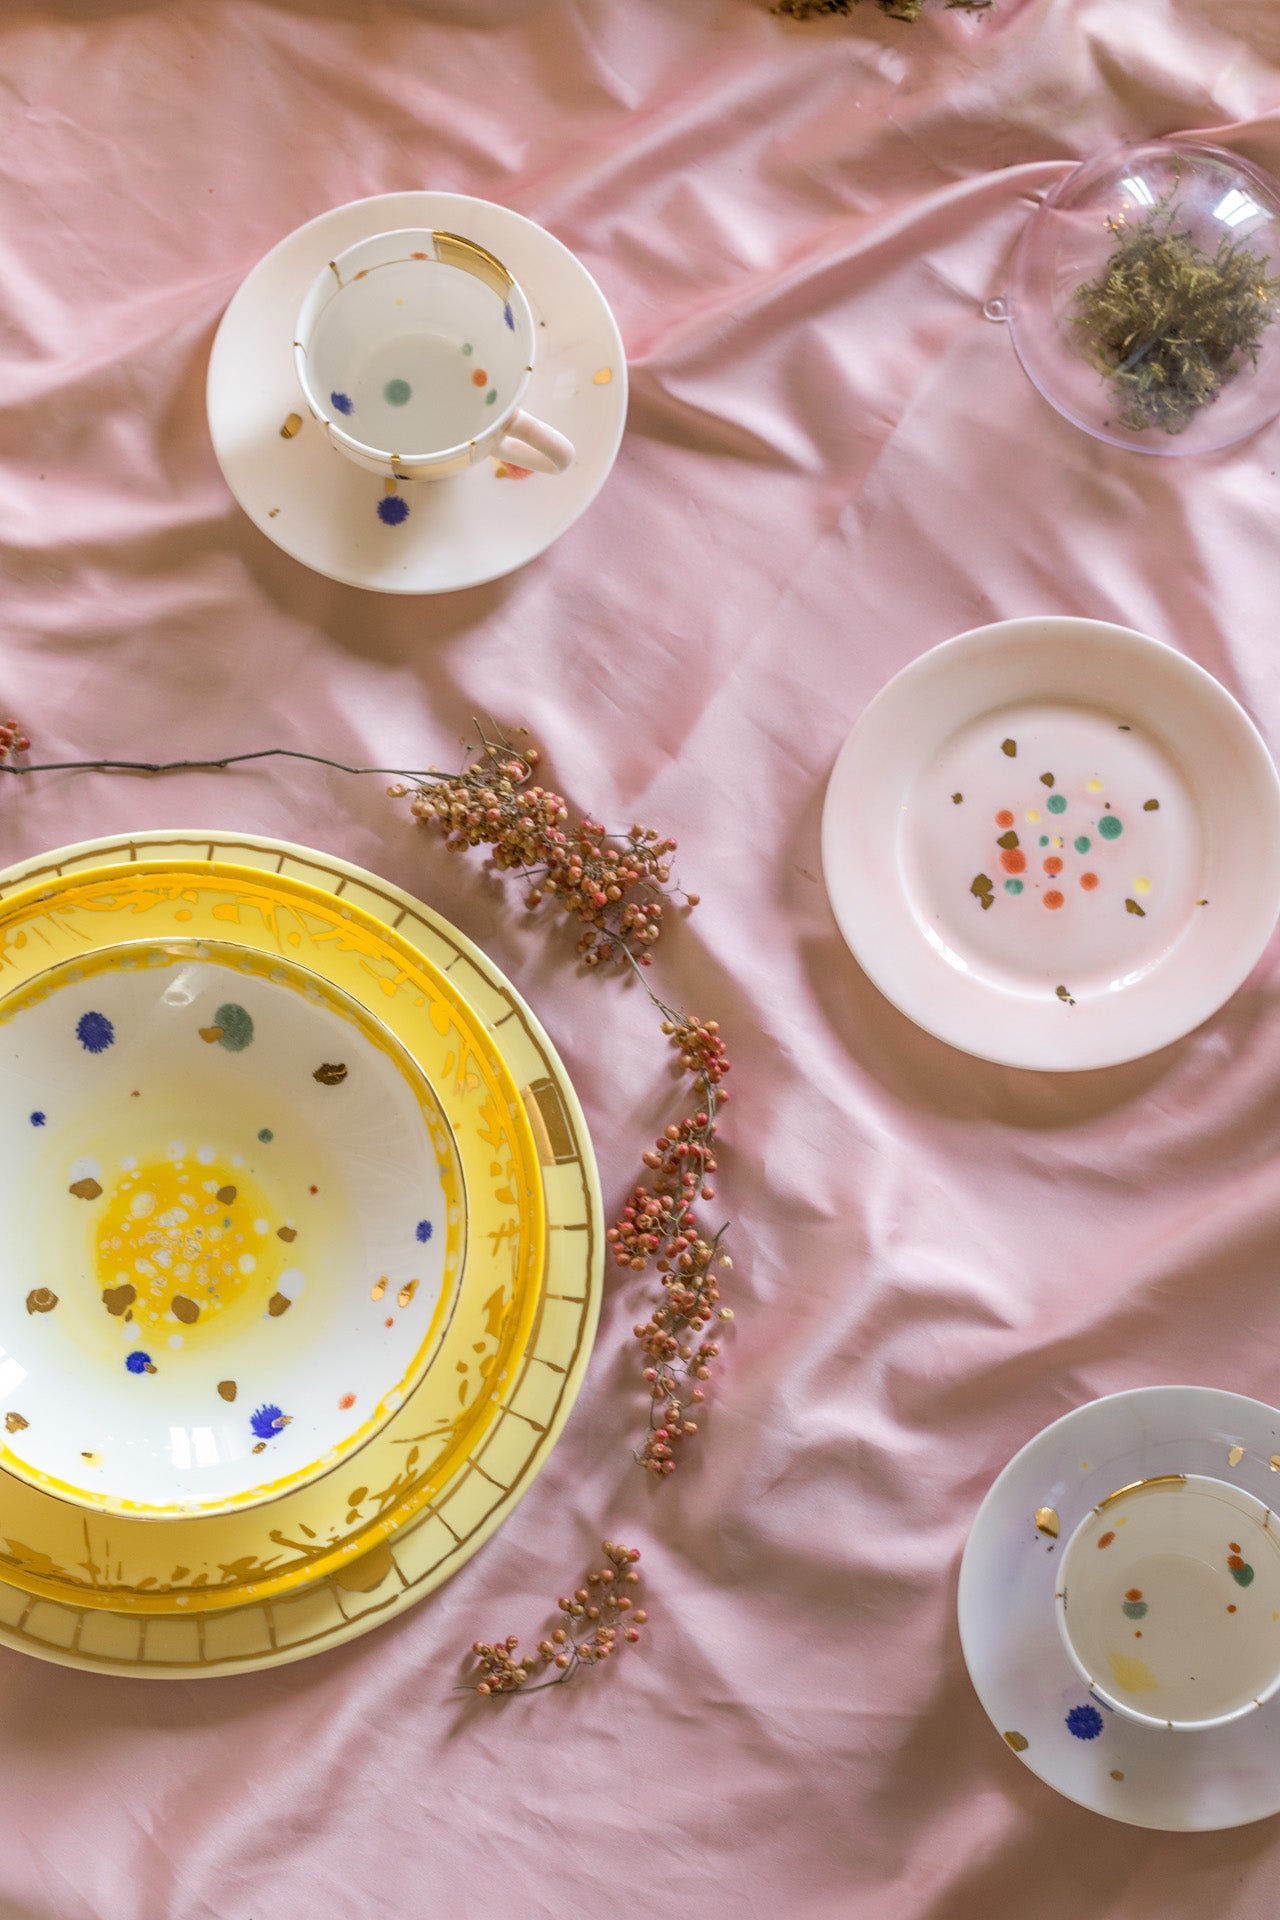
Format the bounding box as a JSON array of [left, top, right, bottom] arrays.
[[216, 1381, 236, 1402], [313, 1062, 347, 1086], [334, 1540, 395, 1593], [216, 1184, 237, 1205], [171, 1296, 199, 1325], [1229, 1444, 1245, 1467], [101, 1283, 135, 1317], [371, 1276, 388, 1302], [1035, 1507, 1060, 1538], [198, 1025, 223, 1043], [277, 1225, 297, 1243], [1098, 1474, 1186, 1509], [431, 231, 512, 299], [279, 413, 303, 439], [592, 367, 613, 385], [1003, 1730, 1029, 1751], [398, 1280, 418, 1309], [25, 1289, 57, 1315], [4, 1414, 27, 1434], [69, 1177, 102, 1200], [267, 1293, 291, 1318]]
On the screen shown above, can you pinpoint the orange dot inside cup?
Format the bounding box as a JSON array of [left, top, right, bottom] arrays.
[[1044, 890, 1065, 910], [1000, 849, 1026, 874], [1080, 872, 1099, 890], [995, 810, 1014, 828], [472, 369, 489, 387], [1044, 856, 1063, 876]]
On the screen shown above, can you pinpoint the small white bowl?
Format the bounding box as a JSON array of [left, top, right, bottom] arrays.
[[1057, 1474, 1280, 1731], [0, 942, 463, 1519]]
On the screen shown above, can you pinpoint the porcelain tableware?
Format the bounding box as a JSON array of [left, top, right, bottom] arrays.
[[294, 228, 574, 480]]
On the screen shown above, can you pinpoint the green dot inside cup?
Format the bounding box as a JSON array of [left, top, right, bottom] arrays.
[[462, 343, 473, 356], [485, 389, 497, 405], [1047, 793, 1067, 814], [1074, 835, 1091, 854], [1098, 813, 1123, 839], [384, 379, 411, 407]]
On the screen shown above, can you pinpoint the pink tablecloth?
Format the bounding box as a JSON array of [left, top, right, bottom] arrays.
[[5, 1, 1280, 1913]]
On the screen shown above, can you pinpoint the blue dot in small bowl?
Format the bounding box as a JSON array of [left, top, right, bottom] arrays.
[[330, 391, 354, 416], [29, 1112, 45, 1128], [416, 1219, 433, 1243], [77, 1011, 115, 1054], [377, 494, 410, 527], [126, 1350, 154, 1375]]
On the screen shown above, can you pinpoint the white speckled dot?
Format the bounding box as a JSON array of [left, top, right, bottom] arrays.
[[254, 1218, 269, 1236], [167, 1141, 185, 1159], [196, 1144, 215, 1165], [168, 1334, 183, 1350], [121, 1155, 138, 1171], [69, 1154, 103, 1185], [122, 1322, 142, 1343], [276, 1266, 306, 1300], [238, 1253, 256, 1276]]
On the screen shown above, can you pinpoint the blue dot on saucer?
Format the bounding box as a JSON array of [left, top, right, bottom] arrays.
[[76, 1011, 115, 1054], [377, 495, 410, 527], [416, 1219, 433, 1243], [29, 1112, 45, 1128], [503, 302, 515, 331], [126, 1350, 154, 1375], [383, 378, 411, 406], [1065, 1703, 1104, 1741], [330, 391, 354, 416]]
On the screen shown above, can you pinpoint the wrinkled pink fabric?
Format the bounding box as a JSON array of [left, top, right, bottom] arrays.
[[6, 0, 1280, 1914]]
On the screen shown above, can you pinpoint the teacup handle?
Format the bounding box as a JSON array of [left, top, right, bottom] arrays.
[[496, 409, 575, 476]]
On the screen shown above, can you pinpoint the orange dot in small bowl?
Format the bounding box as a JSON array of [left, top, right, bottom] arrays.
[[1000, 849, 1026, 874], [1080, 872, 1099, 891], [1044, 856, 1063, 876], [995, 810, 1014, 828], [472, 368, 489, 387], [1044, 890, 1065, 910]]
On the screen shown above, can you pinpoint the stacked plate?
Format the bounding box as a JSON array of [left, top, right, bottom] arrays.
[[0, 832, 602, 1677]]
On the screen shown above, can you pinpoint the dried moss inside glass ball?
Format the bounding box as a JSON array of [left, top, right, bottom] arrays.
[[1004, 141, 1280, 456], [1070, 188, 1280, 435]]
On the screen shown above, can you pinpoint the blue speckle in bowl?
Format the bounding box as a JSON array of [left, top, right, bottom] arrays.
[[29, 1112, 45, 1127], [77, 1011, 115, 1054], [251, 1403, 287, 1440], [377, 494, 410, 527], [126, 1350, 154, 1375], [503, 302, 515, 331], [416, 1219, 433, 1243], [1066, 1703, 1104, 1741], [330, 391, 354, 416]]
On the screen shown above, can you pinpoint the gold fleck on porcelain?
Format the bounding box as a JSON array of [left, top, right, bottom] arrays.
[[592, 367, 613, 385], [1035, 1507, 1060, 1538], [0, 834, 601, 1675], [1003, 1730, 1029, 1752], [1230, 1445, 1246, 1467], [1097, 1474, 1187, 1510], [279, 412, 303, 439]]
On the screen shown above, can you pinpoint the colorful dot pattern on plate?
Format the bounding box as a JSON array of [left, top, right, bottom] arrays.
[[0, 942, 463, 1517], [901, 703, 1204, 1003]]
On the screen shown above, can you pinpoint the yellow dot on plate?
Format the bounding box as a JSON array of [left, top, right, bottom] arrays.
[[1110, 1769, 1124, 1781], [1054, 836, 1063, 848], [383, 478, 397, 495], [1087, 778, 1103, 792], [1081, 1461, 1089, 1470], [1135, 877, 1151, 894], [592, 367, 612, 385], [1026, 809, 1040, 824]]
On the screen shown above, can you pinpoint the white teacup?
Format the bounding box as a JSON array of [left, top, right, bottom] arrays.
[[294, 229, 575, 481], [1056, 1473, 1280, 1731]]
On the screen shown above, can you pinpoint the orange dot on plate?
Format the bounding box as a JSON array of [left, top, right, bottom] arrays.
[[1044, 890, 1065, 910], [1126, 1588, 1143, 1602], [1080, 871, 1099, 890], [1000, 849, 1026, 875], [472, 369, 488, 386], [1229, 1555, 1246, 1571], [995, 810, 1015, 828], [1044, 856, 1063, 876], [1098, 1530, 1115, 1548], [338, 1392, 355, 1410], [1228, 1604, 1238, 1613], [385, 1317, 394, 1328], [1230, 1542, 1242, 1554]]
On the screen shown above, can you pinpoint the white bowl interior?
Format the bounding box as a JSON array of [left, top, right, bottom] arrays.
[[1057, 1475, 1280, 1728], [0, 942, 462, 1516]]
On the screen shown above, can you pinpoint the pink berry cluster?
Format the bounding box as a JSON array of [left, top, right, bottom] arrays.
[[609, 1012, 733, 1474], [0, 719, 29, 764], [469, 1542, 646, 1696], [392, 729, 690, 966]]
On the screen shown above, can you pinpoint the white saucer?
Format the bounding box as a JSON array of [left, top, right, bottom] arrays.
[[207, 193, 627, 592], [959, 1386, 1280, 1830], [821, 617, 1280, 1071]]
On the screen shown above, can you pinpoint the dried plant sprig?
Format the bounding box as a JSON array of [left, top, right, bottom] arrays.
[[774, 0, 992, 19], [1072, 193, 1280, 433], [467, 1542, 646, 1695], [392, 729, 734, 1477], [0, 720, 29, 765], [388, 726, 690, 968]]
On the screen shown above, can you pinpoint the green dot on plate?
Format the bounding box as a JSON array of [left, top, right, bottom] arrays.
[[1004, 879, 1024, 895], [1074, 835, 1091, 854], [213, 1003, 254, 1052], [1039, 835, 1049, 847], [1098, 814, 1123, 839], [257, 1128, 273, 1143], [383, 378, 411, 406], [462, 343, 473, 355], [485, 388, 497, 405], [1047, 793, 1067, 814]]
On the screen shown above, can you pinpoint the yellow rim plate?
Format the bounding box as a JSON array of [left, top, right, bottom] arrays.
[[0, 836, 599, 1673]]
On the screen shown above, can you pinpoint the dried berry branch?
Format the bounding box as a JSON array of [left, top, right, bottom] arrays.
[[775, 0, 992, 19], [466, 1542, 646, 1695], [391, 726, 734, 1479], [0, 721, 30, 766]]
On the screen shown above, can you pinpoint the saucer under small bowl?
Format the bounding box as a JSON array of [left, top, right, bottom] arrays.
[[0, 940, 463, 1520], [1003, 139, 1280, 455], [959, 1386, 1280, 1830], [207, 191, 627, 592]]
